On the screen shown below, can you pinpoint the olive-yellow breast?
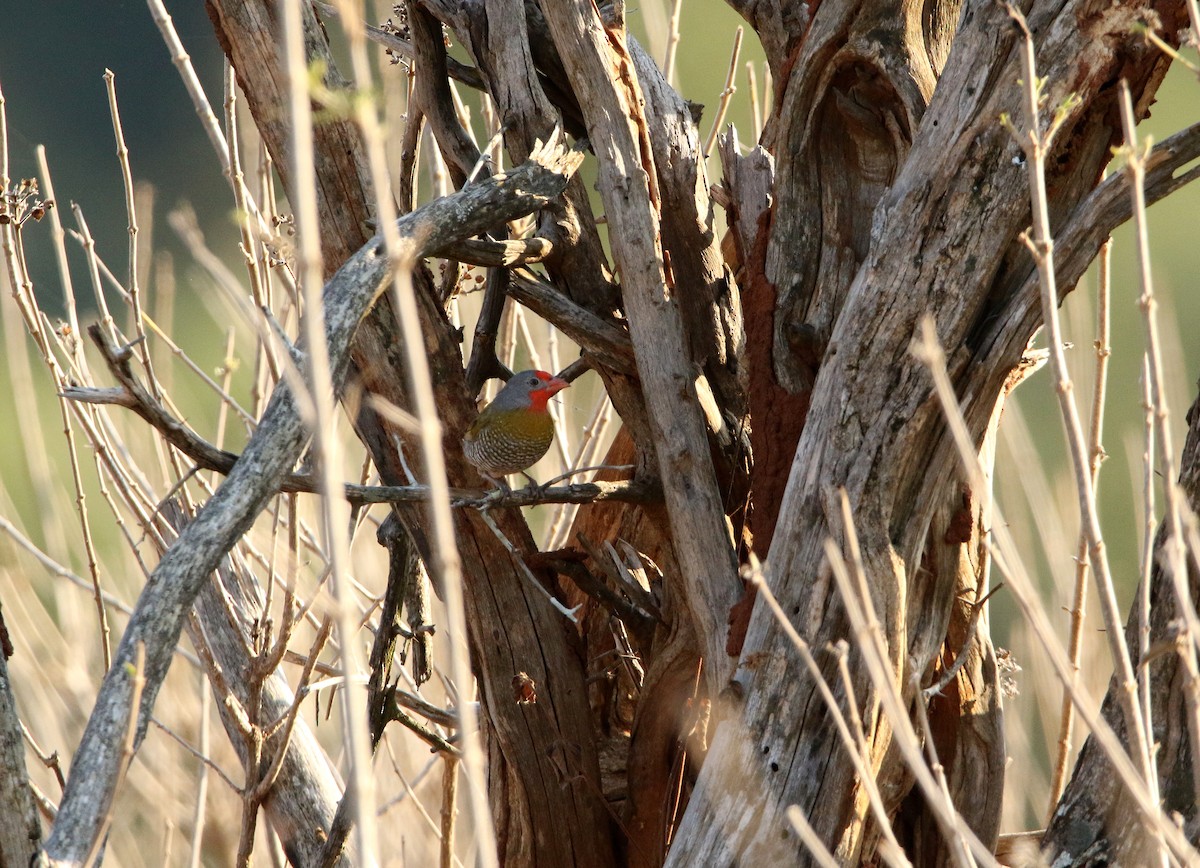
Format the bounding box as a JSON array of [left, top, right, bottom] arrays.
[[462, 370, 568, 478]]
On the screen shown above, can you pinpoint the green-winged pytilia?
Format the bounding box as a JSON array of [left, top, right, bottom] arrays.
[[463, 370, 568, 483]]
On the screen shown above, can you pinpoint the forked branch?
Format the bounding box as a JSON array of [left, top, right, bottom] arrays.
[[38, 135, 583, 866]]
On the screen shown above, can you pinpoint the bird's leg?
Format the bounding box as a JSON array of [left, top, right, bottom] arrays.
[[518, 471, 551, 500], [476, 473, 510, 509]]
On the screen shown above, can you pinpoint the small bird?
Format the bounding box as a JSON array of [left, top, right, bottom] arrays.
[[463, 370, 569, 484]]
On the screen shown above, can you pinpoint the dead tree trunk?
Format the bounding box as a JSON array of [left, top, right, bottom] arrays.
[[672, 0, 1188, 863], [32, 0, 1198, 863], [205, 0, 1193, 863]]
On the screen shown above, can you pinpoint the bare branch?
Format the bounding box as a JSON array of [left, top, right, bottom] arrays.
[[38, 138, 582, 866]]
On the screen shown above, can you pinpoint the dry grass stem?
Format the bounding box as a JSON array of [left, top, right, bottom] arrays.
[[784, 805, 840, 868], [439, 755, 459, 868], [330, 0, 498, 861], [224, 65, 281, 389], [543, 391, 615, 550], [255, 619, 332, 797], [186, 679, 210, 868], [822, 525, 990, 868], [388, 752, 467, 868], [280, 1, 379, 862], [703, 26, 743, 158], [746, 62, 762, 141], [663, 0, 684, 85]]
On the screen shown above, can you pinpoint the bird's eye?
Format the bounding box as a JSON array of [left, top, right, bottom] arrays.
[[528, 377, 539, 386]]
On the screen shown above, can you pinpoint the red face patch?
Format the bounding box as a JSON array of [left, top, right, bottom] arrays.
[[526, 373, 569, 411]]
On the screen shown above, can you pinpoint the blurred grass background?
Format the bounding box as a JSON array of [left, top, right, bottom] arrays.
[[0, 0, 1198, 860]]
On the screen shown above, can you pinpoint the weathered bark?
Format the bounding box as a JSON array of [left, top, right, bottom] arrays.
[[538, 0, 742, 696], [667, 0, 1186, 863], [746, 0, 956, 552], [0, 636, 41, 867]]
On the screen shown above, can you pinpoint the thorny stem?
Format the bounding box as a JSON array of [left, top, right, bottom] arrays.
[[1005, 5, 1157, 820], [1137, 357, 1161, 802], [1118, 80, 1200, 808], [1047, 230, 1111, 817], [912, 318, 1200, 864], [1, 171, 114, 673]]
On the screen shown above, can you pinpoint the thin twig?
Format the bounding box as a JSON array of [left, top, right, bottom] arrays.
[[911, 316, 1199, 864], [45, 213, 113, 671], [923, 584, 1005, 699], [784, 806, 840, 868], [1003, 4, 1156, 809], [187, 680, 211, 868], [149, 715, 241, 794], [703, 27, 743, 158], [19, 722, 66, 792], [1118, 79, 1200, 807], [440, 756, 460, 868], [662, 0, 684, 85], [280, 2, 379, 862], [478, 510, 582, 622], [543, 392, 615, 550], [1047, 225, 1112, 816], [102, 70, 155, 391], [255, 619, 332, 795], [823, 522, 988, 868], [746, 62, 762, 141], [1137, 356, 1161, 801]]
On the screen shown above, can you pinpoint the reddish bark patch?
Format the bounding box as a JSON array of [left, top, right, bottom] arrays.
[[943, 488, 974, 545], [743, 205, 813, 554], [725, 582, 758, 656]]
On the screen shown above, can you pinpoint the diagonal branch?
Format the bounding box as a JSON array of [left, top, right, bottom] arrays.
[[64, 324, 649, 509], [37, 137, 582, 866]]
